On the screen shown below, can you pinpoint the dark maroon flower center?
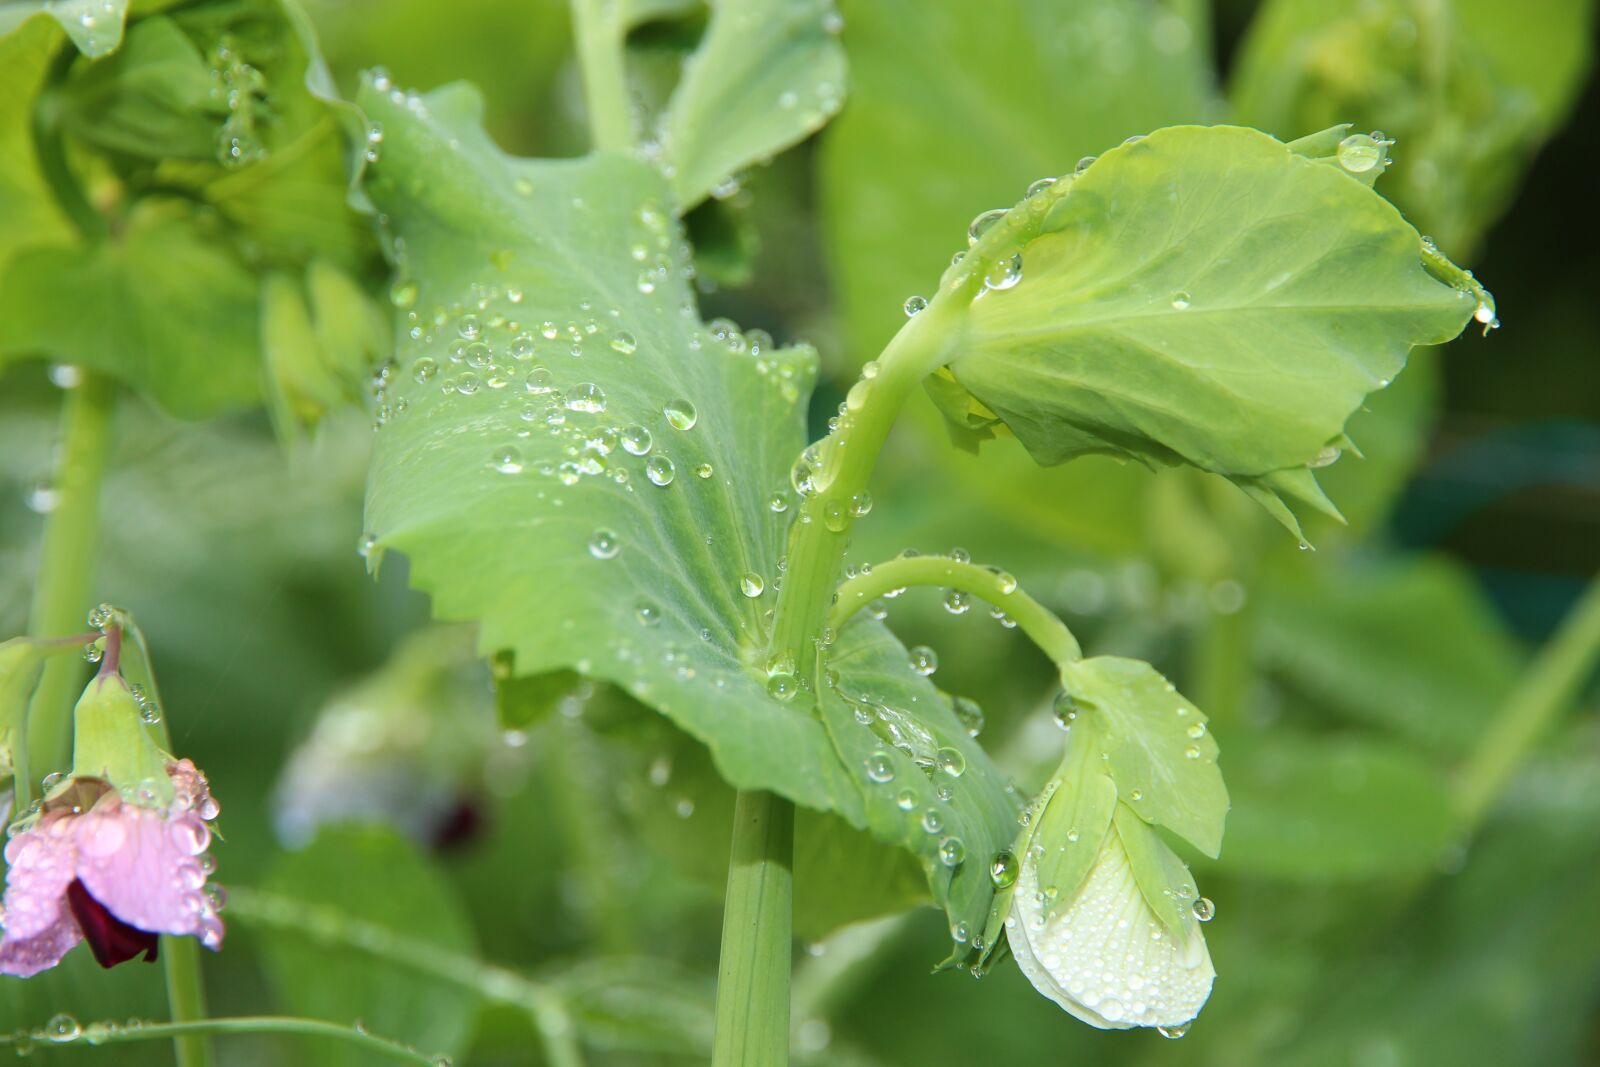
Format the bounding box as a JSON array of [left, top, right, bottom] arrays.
[[66, 880, 159, 969]]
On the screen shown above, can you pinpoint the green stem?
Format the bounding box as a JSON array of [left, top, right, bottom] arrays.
[[569, 0, 632, 152], [31, 45, 106, 242], [829, 555, 1081, 664], [1454, 572, 1600, 832], [0, 1016, 439, 1065], [711, 789, 794, 1067], [25, 372, 115, 786], [225, 887, 585, 1067], [162, 937, 213, 1067], [1191, 599, 1252, 730]]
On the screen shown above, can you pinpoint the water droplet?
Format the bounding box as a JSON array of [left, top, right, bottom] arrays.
[[1336, 133, 1383, 174], [984, 254, 1022, 291], [950, 920, 971, 943], [621, 425, 653, 455], [1192, 896, 1215, 922], [412, 357, 439, 383], [663, 398, 697, 430], [1473, 301, 1497, 325], [740, 573, 765, 598], [646, 456, 675, 486], [45, 1015, 80, 1043], [952, 696, 984, 738], [908, 645, 938, 676], [566, 383, 607, 413], [636, 600, 661, 626], [767, 672, 798, 701], [939, 836, 966, 867], [1074, 155, 1096, 174], [895, 788, 917, 811], [1170, 291, 1191, 310], [1157, 1022, 1191, 1040], [589, 529, 620, 559], [864, 751, 895, 783], [1186, 722, 1206, 739], [968, 208, 1007, 245], [1052, 691, 1077, 728], [694, 463, 714, 479], [989, 849, 1018, 888], [610, 330, 637, 354], [457, 314, 482, 341], [944, 589, 971, 615], [903, 295, 928, 317], [389, 279, 418, 308], [936, 746, 966, 777], [921, 808, 944, 834], [1129, 789, 1144, 802], [492, 446, 524, 474], [768, 492, 789, 513]]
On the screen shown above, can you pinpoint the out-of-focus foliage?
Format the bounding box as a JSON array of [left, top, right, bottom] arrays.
[[2, 0, 1597, 1064]]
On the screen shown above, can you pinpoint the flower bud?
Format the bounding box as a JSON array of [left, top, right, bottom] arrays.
[[71, 673, 174, 807]]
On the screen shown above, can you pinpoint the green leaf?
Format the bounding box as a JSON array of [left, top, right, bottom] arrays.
[[1113, 801, 1199, 943], [1231, 0, 1596, 253], [256, 826, 480, 1067], [657, 0, 845, 208], [0, 213, 262, 416], [551, 957, 714, 1057], [0, 0, 129, 58], [1025, 718, 1117, 919], [1221, 729, 1455, 881], [356, 78, 1021, 953], [57, 14, 217, 160], [1061, 654, 1227, 857], [821, 0, 1217, 369], [940, 124, 1486, 535], [0, 16, 72, 271]]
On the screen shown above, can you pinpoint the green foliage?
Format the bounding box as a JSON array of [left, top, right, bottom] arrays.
[[255, 827, 480, 1067], [657, 0, 845, 208], [1232, 0, 1596, 252]]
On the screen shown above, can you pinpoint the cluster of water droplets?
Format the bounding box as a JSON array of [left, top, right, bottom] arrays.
[[0, 1014, 452, 1064], [210, 35, 268, 169]]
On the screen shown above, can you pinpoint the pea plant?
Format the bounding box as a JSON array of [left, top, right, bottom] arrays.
[[2, 0, 1595, 1065]]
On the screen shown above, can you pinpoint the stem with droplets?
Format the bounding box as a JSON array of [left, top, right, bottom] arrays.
[[0, 1016, 440, 1065]]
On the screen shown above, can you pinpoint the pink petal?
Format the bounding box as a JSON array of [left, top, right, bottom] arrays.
[[0, 815, 84, 976], [73, 799, 220, 948]]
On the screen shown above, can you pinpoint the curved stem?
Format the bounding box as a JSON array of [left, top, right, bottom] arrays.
[[32, 44, 106, 242], [1454, 571, 1600, 833], [570, 0, 632, 152], [225, 887, 585, 1067], [830, 555, 1081, 665], [711, 789, 793, 1067], [25, 372, 115, 786], [0, 1016, 438, 1065]]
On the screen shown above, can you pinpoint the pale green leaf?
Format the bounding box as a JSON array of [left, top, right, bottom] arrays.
[[0, 214, 262, 417], [356, 79, 1020, 955], [57, 14, 217, 160], [1061, 654, 1227, 857], [256, 826, 480, 1067], [1026, 718, 1117, 920], [0, 17, 72, 271], [0, 0, 128, 58], [658, 0, 845, 208], [1221, 730, 1456, 881], [1113, 801, 1199, 943], [943, 124, 1485, 531]]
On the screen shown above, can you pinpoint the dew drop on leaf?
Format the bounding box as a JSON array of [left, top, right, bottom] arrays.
[[621, 425, 653, 455], [908, 645, 938, 676], [864, 751, 895, 783], [663, 398, 698, 430], [646, 456, 675, 486], [588, 529, 620, 559], [740, 572, 764, 598], [967, 208, 1007, 245]]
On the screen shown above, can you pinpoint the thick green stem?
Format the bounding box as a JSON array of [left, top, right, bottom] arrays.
[[1191, 599, 1252, 730], [711, 789, 794, 1067], [768, 301, 963, 677], [1454, 572, 1600, 832], [25, 373, 115, 784], [830, 555, 1081, 664], [0, 1016, 438, 1065], [570, 0, 632, 152], [162, 937, 213, 1067]]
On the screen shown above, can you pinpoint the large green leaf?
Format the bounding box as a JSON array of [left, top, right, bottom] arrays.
[[0, 0, 129, 58], [941, 124, 1486, 532], [0, 17, 72, 271], [656, 0, 845, 208], [358, 78, 1019, 956], [0, 213, 262, 416], [1231, 0, 1596, 254], [1220, 729, 1456, 881], [255, 827, 480, 1067]]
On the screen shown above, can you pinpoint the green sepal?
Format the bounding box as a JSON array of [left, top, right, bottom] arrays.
[[1061, 656, 1227, 858], [1114, 802, 1200, 945], [1029, 719, 1119, 922], [71, 673, 175, 806]]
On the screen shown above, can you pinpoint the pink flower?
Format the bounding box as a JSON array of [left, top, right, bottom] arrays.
[[0, 760, 223, 977]]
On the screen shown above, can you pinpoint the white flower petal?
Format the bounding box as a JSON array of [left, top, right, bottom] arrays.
[[1009, 828, 1214, 1029]]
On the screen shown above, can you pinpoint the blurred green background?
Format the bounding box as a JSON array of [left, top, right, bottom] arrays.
[[2, 0, 1597, 1063]]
